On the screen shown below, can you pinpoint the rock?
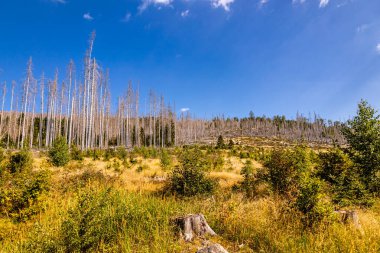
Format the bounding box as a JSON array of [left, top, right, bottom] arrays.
[[196, 243, 229, 253]]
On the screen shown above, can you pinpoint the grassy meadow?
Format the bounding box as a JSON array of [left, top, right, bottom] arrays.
[[0, 138, 379, 253]]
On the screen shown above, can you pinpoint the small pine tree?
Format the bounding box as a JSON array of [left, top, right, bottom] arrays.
[[49, 137, 70, 167], [216, 135, 225, 149]]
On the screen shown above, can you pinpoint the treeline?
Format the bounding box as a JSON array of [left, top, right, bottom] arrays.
[[201, 113, 344, 144], [0, 32, 343, 150]]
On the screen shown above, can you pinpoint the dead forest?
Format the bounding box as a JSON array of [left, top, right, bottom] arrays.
[[0, 33, 344, 150]]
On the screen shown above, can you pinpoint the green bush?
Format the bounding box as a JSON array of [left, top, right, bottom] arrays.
[[240, 160, 256, 198], [116, 147, 128, 161], [179, 146, 211, 172], [264, 147, 312, 198], [8, 149, 33, 173], [49, 137, 70, 167], [160, 149, 171, 170], [103, 148, 115, 161], [70, 145, 83, 161], [164, 165, 217, 197], [294, 177, 333, 227], [317, 148, 373, 207], [216, 135, 225, 149], [342, 100, 380, 194], [0, 169, 51, 222]]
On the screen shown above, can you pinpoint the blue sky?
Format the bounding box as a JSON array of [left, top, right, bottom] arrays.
[[0, 0, 380, 120]]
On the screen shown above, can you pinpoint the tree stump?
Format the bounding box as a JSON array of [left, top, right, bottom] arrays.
[[197, 243, 229, 253], [174, 214, 217, 242], [334, 210, 363, 233]]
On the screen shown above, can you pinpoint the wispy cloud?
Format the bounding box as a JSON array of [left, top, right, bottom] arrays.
[[181, 9, 190, 17], [258, 0, 269, 8], [211, 0, 235, 12], [121, 12, 132, 22], [180, 108, 190, 113], [83, 12, 94, 21], [139, 0, 172, 13], [319, 0, 329, 8], [376, 43, 380, 54], [50, 0, 66, 3], [356, 23, 370, 33], [292, 0, 306, 5]]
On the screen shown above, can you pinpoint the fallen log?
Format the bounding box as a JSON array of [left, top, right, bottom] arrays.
[[173, 214, 217, 242]]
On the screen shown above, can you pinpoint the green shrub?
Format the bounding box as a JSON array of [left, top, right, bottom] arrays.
[[317, 148, 373, 207], [164, 165, 217, 197], [240, 160, 256, 198], [294, 177, 333, 227], [49, 137, 70, 167], [211, 153, 224, 171], [342, 100, 380, 194], [179, 146, 211, 172], [103, 148, 115, 161], [8, 149, 33, 173], [87, 149, 102, 161], [136, 164, 149, 173], [216, 135, 225, 149], [164, 148, 217, 197], [0, 169, 51, 222], [264, 147, 312, 198], [116, 147, 128, 161], [70, 145, 83, 161], [160, 149, 171, 170]]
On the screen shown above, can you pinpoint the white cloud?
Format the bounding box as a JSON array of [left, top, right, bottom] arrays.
[[356, 24, 370, 33], [292, 0, 306, 5], [83, 13, 93, 21], [50, 0, 66, 3], [181, 9, 190, 17], [319, 0, 329, 8], [376, 43, 380, 54], [121, 12, 132, 22], [258, 0, 269, 8], [180, 108, 190, 113], [211, 0, 235, 12], [139, 0, 172, 13]]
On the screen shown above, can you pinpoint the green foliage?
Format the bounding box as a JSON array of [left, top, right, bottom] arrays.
[[48, 137, 70, 167], [294, 177, 333, 227], [88, 149, 102, 161], [8, 149, 33, 174], [317, 148, 373, 207], [264, 147, 312, 198], [263, 147, 333, 226], [103, 148, 115, 161], [136, 164, 149, 173], [60, 188, 121, 252], [164, 146, 217, 197], [216, 135, 225, 149], [23, 188, 181, 252], [239, 160, 257, 198], [164, 165, 217, 197], [70, 145, 83, 161], [342, 100, 380, 194], [228, 139, 234, 149], [116, 147, 128, 161], [160, 149, 171, 170], [0, 168, 51, 222], [179, 146, 211, 172]]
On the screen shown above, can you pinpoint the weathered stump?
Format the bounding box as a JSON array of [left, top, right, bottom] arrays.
[[334, 210, 363, 233], [174, 214, 217, 242], [197, 243, 229, 253]]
